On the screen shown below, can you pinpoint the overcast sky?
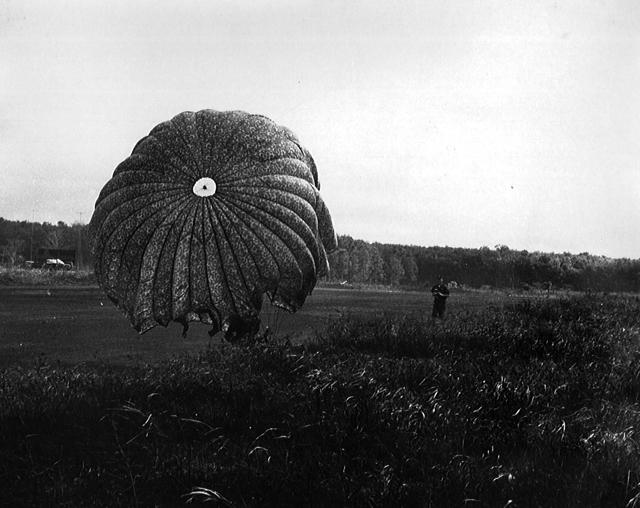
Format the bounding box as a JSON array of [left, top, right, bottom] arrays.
[[1, 0, 638, 258]]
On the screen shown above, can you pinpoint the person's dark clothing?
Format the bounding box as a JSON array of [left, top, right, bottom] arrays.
[[431, 283, 450, 318]]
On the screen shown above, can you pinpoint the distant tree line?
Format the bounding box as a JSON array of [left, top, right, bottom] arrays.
[[328, 236, 640, 293], [1, 218, 638, 292], [0, 218, 91, 269]]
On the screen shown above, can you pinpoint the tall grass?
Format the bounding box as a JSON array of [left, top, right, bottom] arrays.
[[1, 294, 640, 506]]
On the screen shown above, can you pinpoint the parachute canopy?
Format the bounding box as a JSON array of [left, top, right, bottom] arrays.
[[90, 110, 337, 335]]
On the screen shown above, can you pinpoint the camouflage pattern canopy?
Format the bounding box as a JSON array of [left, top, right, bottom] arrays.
[[90, 110, 337, 335]]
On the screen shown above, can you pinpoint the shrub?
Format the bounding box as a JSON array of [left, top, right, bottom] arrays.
[[0, 267, 96, 286]]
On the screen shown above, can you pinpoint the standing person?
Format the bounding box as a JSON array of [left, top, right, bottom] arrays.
[[431, 277, 450, 319]]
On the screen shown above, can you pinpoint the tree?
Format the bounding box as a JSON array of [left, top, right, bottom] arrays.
[[401, 255, 418, 284], [327, 249, 349, 281], [350, 241, 372, 283], [368, 245, 385, 284], [1, 238, 24, 265], [384, 253, 404, 286], [45, 230, 62, 249]]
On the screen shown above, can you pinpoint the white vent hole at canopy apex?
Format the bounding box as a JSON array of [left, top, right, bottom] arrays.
[[192, 177, 217, 197]]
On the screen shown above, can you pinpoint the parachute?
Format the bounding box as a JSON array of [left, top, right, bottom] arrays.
[[90, 110, 337, 339]]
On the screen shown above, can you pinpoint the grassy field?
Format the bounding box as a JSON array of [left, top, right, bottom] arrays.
[[2, 280, 640, 506], [0, 282, 503, 368]]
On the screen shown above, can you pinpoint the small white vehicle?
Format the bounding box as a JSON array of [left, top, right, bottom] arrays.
[[42, 258, 72, 271]]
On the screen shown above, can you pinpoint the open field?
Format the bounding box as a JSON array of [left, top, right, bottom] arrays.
[[0, 285, 509, 368], [3, 285, 640, 506]]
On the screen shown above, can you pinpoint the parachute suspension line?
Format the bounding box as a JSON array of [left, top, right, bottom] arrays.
[[265, 303, 275, 335], [271, 305, 284, 338], [263, 298, 284, 339], [267, 305, 283, 337]]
